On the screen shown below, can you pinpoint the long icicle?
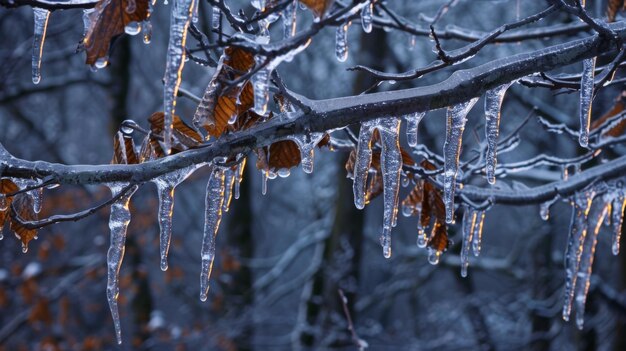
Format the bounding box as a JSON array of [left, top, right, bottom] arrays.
[[443, 98, 478, 223], [353, 120, 375, 210], [200, 168, 226, 302], [105, 183, 138, 345], [361, 0, 373, 33], [574, 201, 608, 329], [578, 57, 596, 147], [32, 8, 50, 85], [612, 191, 625, 255], [379, 117, 402, 258], [484, 82, 513, 184], [562, 190, 594, 321], [472, 210, 486, 256], [335, 21, 349, 62], [153, 166, 198, 271], [163, 0, 195, 154]]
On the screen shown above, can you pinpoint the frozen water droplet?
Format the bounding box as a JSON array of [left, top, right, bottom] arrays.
[[212, 5, 221, 29], [143, 20, 152, 44], [428, 248, 441, 265], [484, 82, 513, 184], [32, 8, 50, 85], [94, 56, 108, 69], [124, 21, 142, 36]]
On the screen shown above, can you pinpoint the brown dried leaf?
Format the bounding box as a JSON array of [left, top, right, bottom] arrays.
[[112, 131, 138, 165], [300, 0, 335, 18], [268, 140, 301, 170], [9, 194, 38, 252], [607, 0, 626, 22], [147, 112, 203, 154], [591, 90, 626, 137], [0, 179, 18, 229], [82, 0, 150, 65]]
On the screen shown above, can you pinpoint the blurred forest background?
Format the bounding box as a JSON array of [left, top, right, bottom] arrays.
[[2, 0, 626, 350]]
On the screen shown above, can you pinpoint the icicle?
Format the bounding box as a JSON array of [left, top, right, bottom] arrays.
[[105, 183, 138, 345], [361, 1, 373, 33], [222, 168, 236, 212], [405, 112, 426, 147], [32, 188, 43, 214], [460, 208, 477, 277], [212, 5, 221, 29], [562, 190, 594, 321], [288, 132, 324, 174], [379, 117, 402, 258], [252, 56, 270, 116], [200, 168, 226, 302], [32, 8, 50, 85], [578, 57, 596, 147], [539, 196, 560, 221], [353, 121, 375, 210], [443, 98, 478, 224], [471, 210, 485, 257], [484, 82, 512, 184], [143, 20, 152, 44], [82, 9, 94, 35], [335, 21, 350, 62], [261, 170, 268, 195], [163, 0, 195, 155], [153, 166, 198, 271], [234, 159, 246, 200], [282, 0, 297, 39], [574, 202, 607, 329], [612, 192, 625, 255]]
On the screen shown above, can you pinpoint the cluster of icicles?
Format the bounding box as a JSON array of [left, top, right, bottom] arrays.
[[23, 0, 611, 341]]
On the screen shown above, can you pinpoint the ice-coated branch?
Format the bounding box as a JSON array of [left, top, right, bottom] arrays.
[[0, 0, 98, 10], [1, 23, 625, 202]]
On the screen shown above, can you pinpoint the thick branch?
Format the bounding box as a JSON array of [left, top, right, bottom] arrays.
[[1, 23, 625, 204], [0, 0, 98, 10]]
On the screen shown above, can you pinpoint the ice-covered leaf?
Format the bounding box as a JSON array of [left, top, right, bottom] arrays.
[[194, 47, 256, 137], [9, 193, 39, 253], [300, 0, 335, 18], [148, 112, 203, 152], [112, 131, 139, 165], [607, 0, 626, 22], [81, 0, 151, 65], [591, 90, 626, 138]]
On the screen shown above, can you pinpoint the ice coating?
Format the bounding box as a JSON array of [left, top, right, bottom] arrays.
[[200, 168, 226, 302], [405, 111, 426, 148], [163, 0, 195, 154], [32, 8, 50, 85], [105, 183, 138, 345], [612, 192, 625, 255], [335, 22, 349, 62], [282, 0, 297, 39], [484, 82, 513, 184], [471, 210, 485, 257], [574, 201, 607, 329], [361, 1, 373, 33], [252, 56, 270, 116], [578, 57, 596, 147], [443, 98, 478, 223]]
